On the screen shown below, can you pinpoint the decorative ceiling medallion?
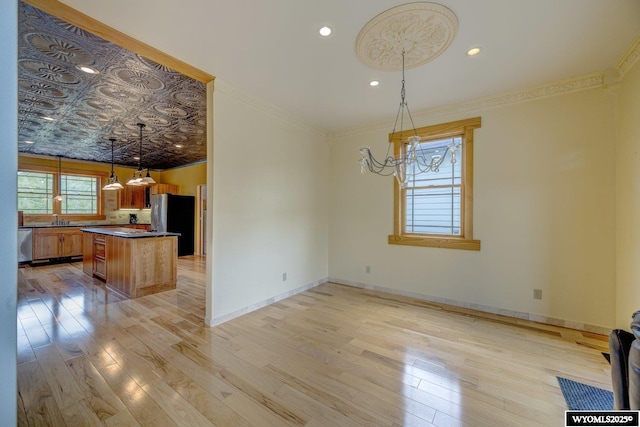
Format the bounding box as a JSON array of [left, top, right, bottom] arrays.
[[355, 2, 458, 71]]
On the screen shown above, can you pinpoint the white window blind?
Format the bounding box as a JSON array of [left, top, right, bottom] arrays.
[[405, 137, 462, 236]]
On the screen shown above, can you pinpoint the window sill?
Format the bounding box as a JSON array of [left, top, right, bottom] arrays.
[[388, 234, 481, 251]]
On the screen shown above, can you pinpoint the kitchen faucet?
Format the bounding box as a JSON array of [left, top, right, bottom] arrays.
[[51, 214, 65, 225]]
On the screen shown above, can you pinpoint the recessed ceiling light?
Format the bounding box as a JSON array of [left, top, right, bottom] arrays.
[[175, 144, 183, 148], [24, 140, 34, 144], [133, 156, 140, 160], [42, 116, 54, 121], [319, 26, 332, 37], [369, 80, 380, 87], [77, 65, 98, 74], [467, 47, 482, 56]]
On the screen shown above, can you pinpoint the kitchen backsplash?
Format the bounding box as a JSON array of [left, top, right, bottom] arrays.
[[23, 208, 151, 227]]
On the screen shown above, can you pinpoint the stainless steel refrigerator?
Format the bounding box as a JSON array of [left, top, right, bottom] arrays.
[[150, 193, 195, 256]]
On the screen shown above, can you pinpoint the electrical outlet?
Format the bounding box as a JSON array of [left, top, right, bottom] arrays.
[[282, 272, 287, 281], [366, 265, 371, 273], [533, 289, 542, 300]]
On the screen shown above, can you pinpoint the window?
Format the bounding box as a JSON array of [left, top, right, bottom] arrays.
[[406, 136, 462, 235], [60, 175, 99, 214], [17, 171, 54, 214], [18, 162, 107, 221], [389, 117, 481, 250]]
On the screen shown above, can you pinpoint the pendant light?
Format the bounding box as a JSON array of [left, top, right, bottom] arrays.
[[103, 138, 123, 190], [126, 123, 155, 186], [53, 156, 63, 201]]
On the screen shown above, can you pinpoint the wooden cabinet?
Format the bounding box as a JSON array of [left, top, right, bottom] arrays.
[[92, 236, 106, 280], [118, 184, 178, 209], [33, 227, 83, 260], [82, 229, 177, 298], [119, 186, 146, 209], [103, 190, 119, 210], [150, 183, 179, 195]]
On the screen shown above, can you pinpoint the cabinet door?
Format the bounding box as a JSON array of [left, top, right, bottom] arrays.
[[60, 228, 83, 257], [120, 186, 145, 209], [150, 184, 179, 195], [33, 229, 61, 259]]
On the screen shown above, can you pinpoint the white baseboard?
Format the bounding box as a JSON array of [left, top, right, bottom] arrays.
[[328, 277, 612, 336], [205, 276, 328, 326]]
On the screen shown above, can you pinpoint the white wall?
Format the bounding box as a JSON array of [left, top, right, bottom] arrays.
[[616, 60, 640, 329], [0, 0, 18, 423], [209, 81, 329, 323], [330, 87, 618, 330]]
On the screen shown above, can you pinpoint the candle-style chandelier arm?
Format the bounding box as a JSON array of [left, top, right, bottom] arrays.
[[359, 147, 401, 176], [411, 142, 459, 173]]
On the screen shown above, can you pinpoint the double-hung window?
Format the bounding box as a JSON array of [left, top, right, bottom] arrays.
[[59, 174, 99, 214], [18, 163, 106, 221], [389, 117, 481, 250]]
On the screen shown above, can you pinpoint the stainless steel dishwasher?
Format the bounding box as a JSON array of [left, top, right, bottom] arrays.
[[17, 228, 32, 263]]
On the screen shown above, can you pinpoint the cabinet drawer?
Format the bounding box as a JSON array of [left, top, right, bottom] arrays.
[[94, 242, 105, 259], [94, 259, 106, 279]]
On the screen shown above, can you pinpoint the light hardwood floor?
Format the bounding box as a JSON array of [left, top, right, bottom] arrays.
[[17, 257, 612, 426]]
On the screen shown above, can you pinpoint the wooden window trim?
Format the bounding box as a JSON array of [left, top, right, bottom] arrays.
[[389, 117, 481, 251], [19, 162, 108, 222]]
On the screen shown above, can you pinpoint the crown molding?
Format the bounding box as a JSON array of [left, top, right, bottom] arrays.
[[329, 72, 604, 140], [214, 79, 328, 138], [617, 33, 640, 78]]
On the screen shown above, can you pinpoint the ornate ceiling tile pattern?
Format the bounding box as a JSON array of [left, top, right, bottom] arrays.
[[356, 2, 458, 71], [18, 2, 207, 170]]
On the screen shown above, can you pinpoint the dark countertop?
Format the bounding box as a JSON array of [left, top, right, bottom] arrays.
[[80, 227, 180, 238], [20, 223, 151, 229]]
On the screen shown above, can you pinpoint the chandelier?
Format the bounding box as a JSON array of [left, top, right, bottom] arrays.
[[127, 123, 156, 186], [359, 50, 460, 188], [103, 138, 124, 190]]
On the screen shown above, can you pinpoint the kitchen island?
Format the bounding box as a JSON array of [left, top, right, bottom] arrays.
[[82, 227, 179, 299]]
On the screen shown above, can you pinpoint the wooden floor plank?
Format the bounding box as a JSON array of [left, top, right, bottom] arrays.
[[17, 360, 68, 427], [17, 258, 612, 426]]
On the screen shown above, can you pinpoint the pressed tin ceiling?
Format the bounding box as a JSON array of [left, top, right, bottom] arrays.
[[18, 1, 207, 170]]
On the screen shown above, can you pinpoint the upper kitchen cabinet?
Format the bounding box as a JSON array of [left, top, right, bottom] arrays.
[[151, 184, 179, 195], [117, 183, 179, 210], [119, 186, 146, 209]]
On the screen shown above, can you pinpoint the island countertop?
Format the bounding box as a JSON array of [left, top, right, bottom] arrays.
[[81, 227, 180, 238]]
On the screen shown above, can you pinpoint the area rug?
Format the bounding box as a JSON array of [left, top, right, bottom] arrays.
[[557, 377, 613, 410]]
